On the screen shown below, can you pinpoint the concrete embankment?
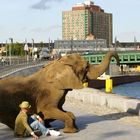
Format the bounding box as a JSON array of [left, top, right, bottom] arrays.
[[67, 88, 140, 115]]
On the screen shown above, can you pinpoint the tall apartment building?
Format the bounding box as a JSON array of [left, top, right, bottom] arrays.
[[62, 0, 112, 46]]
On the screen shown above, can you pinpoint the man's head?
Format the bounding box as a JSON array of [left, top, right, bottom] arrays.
[[19, 101, 31, 110]]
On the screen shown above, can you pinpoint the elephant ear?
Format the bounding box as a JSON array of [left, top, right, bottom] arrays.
[[57, 65, 83, 89], [57, 54, 87, 89]]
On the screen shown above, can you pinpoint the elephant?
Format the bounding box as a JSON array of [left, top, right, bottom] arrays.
[[0, 51, 119, 133]]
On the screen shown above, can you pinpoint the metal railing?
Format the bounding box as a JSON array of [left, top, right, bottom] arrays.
[[0, 59, 48, 78]]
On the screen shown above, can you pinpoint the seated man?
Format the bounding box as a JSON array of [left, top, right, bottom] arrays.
[[14, 101, 60, 138]]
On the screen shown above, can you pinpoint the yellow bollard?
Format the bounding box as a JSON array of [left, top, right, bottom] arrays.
[[83, 82, 88, 87], [105, 78, 113, 93]]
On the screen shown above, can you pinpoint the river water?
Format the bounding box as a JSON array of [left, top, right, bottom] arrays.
[[102, 82, 140, 99]]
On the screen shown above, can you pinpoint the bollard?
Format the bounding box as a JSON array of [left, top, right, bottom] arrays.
[[83, 82, 88, 87], [105, 78, 113, 93]]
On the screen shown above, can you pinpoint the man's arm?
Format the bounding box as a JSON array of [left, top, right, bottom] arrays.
[[21, 114, 39, 139]]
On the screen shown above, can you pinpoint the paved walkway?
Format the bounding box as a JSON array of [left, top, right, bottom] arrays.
[[0, 98, 140, 140]]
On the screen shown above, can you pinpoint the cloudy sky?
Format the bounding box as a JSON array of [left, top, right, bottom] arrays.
[[0, 0, 140, 43]]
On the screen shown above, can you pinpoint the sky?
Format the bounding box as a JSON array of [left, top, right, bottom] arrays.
[[0, 0, 140, 43]]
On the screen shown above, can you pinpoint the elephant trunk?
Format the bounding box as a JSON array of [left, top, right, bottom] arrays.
[[87, 51, 119, 80]]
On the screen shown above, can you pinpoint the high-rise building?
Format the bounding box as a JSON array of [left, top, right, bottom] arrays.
[[62, 0, 112, 46]]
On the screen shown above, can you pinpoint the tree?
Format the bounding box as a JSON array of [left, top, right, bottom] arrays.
[[6, 42, 25, 56]]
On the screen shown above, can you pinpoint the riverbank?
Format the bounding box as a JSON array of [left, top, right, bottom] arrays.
[[66, 96, 140, 128], [88, 74, 140, 89], [67, 88, 140, 115], [67, 87, 140, 128]]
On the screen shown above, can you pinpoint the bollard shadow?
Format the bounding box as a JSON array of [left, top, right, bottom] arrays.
[[127, 103, 140, 115]]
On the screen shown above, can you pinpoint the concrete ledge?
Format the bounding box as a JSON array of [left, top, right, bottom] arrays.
[[67, 88, 140, 115]]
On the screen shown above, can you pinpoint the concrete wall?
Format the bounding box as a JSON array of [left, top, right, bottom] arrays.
[[67, 88, 140, 115]]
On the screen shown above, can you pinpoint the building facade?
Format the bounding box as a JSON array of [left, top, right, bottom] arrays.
[[92, 12, 112, 46], [54, 39, 107, 55], [62, 0, 112, 46], [62, 9, 91, 40]]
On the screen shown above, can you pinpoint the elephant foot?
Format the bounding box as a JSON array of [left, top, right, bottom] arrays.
[[63, 127, 78, 133]]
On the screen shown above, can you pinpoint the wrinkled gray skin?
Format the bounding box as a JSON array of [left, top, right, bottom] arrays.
[[0, 51, 119, 133]]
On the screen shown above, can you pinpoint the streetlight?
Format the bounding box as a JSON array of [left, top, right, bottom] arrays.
[[24, 42, 29, 62], [70, 38, 73, 54], [9, 38, 13, 65], [114, 36, 117, 51], [5, 40, 8, 58], [32, 39, 34, 59]]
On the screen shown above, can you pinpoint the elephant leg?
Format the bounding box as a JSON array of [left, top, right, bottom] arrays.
[[44, 108, 78, 133], [66, 111, 78, 130], [66, 111, 75, 119]]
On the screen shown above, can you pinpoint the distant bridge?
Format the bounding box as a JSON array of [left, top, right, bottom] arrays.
[[83, 51, 140, 65]]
